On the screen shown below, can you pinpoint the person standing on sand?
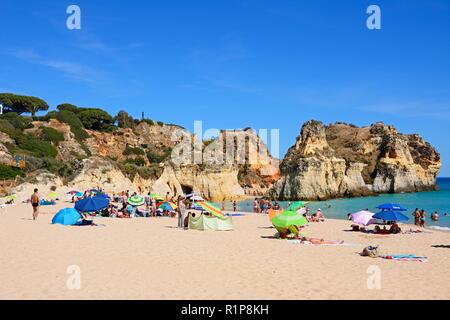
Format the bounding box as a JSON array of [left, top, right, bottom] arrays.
[[420, 209, 427, 228], [413, 208, 420, 226], [233, 200, 237, 212], [177, 196, 186, 229], [30, 188, 40, 220]]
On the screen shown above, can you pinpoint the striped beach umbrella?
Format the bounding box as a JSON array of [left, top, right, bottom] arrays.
[[128, 195, 145, 206], [198, 201, 225, 219], [158, 201, 177, 211], [149, 193, 164, 201]]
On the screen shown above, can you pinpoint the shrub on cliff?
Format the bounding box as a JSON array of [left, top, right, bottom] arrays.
[[56, 110, 90, 141], [123, 146, 145, 156], [115, 111, 135, 129], [0, 112, 33, 131], [77, 108, 113, 131], [14, 134, 58, 158], [40, 127, 64, 145], [0, 164, 25, 179]]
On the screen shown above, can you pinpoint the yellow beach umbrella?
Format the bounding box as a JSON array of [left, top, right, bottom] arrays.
[[46, 192, 58, 200]]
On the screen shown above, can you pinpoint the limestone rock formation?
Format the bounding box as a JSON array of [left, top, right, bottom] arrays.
[[270, 120, 441, 200]]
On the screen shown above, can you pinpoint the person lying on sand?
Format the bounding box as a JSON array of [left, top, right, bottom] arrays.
[[299, 237, 344, 245]]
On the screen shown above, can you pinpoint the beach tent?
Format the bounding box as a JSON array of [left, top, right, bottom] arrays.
[[188, 213, 233, 231], [52, 208, 81, 226], [197, 201, 226, 219]]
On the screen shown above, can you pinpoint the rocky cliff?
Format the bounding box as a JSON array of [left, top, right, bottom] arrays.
[[1, 116, 441, 202], [270, 120, 441, 200], [3, 119, 278, 201]]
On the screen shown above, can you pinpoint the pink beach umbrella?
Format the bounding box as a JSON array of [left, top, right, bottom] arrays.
[[350, 210, 377, 226]]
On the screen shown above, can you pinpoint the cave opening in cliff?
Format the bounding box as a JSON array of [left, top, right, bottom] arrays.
[[181, 185, 193, 195]]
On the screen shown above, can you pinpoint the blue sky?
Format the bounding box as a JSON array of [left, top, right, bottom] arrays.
[[1, 0, 449, 176]]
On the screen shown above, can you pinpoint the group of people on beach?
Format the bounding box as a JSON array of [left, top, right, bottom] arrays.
[[412, 208, 441, 227]]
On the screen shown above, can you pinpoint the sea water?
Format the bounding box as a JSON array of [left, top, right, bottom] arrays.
[[220, 178, 450, 230]]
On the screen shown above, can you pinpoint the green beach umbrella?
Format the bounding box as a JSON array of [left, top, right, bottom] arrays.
[[272, 210, 308, 230], [287, 201, 307, 211], [127, 195, 145, 206], [5, 195, 16, 202]]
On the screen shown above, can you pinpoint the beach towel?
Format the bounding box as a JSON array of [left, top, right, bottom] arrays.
[[379, 255, 428, 262], [288, 239, 347, 246]]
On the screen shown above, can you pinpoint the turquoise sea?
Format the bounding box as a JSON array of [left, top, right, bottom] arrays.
[[221, 178, 450, 230]]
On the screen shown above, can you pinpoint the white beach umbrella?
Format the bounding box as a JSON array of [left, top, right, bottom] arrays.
[[350, 210, 377, 226]]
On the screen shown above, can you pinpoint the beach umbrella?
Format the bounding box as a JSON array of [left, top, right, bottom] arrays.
[[75, 196, 109, 213], [268, 208, 283, 221], [197, 201, 225, 219], [376, 203, 407, 211], [351, 210, 377, 226], [52, 208, 81, 226], [46, 192, 58, 200], [272, 211, 308, 230], [149, 193, 164, 201], [5, 195, 16, 202], [191, 195, 205, 202], [287, 201, 304, 211], [128, 195, 145, 206], [67, 190, 80, 195], [373, 210, 409, 222], [97, 193, 111, 200], [158, 201, 177, 211]]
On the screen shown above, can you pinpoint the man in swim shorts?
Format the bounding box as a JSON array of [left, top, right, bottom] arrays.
[[30, 188, 40, 220]]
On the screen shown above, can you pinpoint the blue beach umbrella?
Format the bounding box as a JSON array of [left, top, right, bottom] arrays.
[[373, 210, 409, 222], [376, 203, 407, 211], [96, 193, 111, 200], [52, 208, 81, 226], [75, 197, 109, 213]]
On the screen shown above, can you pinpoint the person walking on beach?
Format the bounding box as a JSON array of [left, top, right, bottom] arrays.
[[30, 188, 40, 220], [177, 196, 186, 229]]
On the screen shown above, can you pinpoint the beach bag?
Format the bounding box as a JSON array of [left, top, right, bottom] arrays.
[[361, 246, 379, 258]]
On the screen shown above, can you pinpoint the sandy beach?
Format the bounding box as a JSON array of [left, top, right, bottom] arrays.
[[1, 201, 449, 300]]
